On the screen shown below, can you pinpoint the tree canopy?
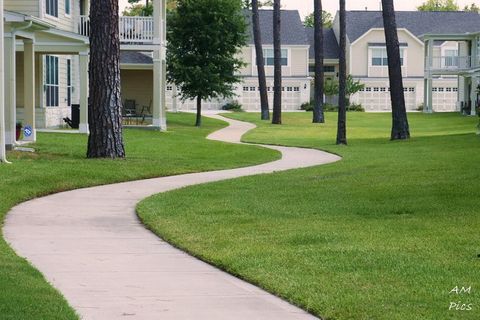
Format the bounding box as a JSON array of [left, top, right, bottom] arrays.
[[166, 0, 247, 126], [303, 11, 333, 28], [417, 0, 459, 11]]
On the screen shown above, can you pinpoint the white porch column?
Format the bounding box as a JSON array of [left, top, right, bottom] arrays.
[[23, 40, 36, 142], [469, 77, 478, 116], [152, 51, 167, 130], [424, 39, 434, 113], [152, 0, 167, 130], [4, 33, 16, 147], [0, 0, 7, 162], [79, 52, 89, 134]]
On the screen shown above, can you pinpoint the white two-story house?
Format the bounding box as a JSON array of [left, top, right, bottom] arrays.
[[328, 10, 480, 113], [1, 0, 167, 149]]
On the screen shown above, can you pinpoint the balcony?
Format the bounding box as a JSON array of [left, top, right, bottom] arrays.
[[426, 55, 479, 73], [78, 16, 154, 44]]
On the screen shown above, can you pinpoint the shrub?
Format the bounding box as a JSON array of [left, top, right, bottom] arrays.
[[347, 103, 365, 112], [222, 101, 243, 112], [300, 101, 314, 111]]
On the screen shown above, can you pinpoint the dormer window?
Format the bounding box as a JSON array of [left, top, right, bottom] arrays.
[[46, 0, 59, 17], [261, 49, 288, 66], [371, 47, 405, 66]]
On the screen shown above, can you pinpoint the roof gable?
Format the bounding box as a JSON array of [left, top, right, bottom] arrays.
[[245, 9, 309, 46], [305, 27, 340, 60], [346, 11, 480, 42]]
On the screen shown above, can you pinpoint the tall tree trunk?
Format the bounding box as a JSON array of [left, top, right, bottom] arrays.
[[87, 0, 125, 158], [381, 0, 410, 140], [195, 96, 202, 127], [336, 0, 347, 145], [313, 0, 325, 123], [252, 0, 270, 120], [272, 0, 282, 125]]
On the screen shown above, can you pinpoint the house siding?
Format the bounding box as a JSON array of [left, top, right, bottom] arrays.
[[4, 0, 39, 16]]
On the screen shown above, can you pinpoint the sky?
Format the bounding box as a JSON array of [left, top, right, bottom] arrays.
[[120, 0, 480, 19]]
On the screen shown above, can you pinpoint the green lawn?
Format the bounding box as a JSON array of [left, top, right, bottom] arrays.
[[0, 113, 279, 320], [138, 112, 480, 320]]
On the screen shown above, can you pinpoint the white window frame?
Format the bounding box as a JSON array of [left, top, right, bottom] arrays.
[[370, 47, 405, 67], [45, 55, 60, 107], [66, 59, 72, 106], [261, 48, 289, 67], [65, 0, 71, 16], [45, 0, 59, 18]]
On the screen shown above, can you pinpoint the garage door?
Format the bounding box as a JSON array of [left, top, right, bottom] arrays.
[[241, 85, 302, 111], [354, 86, 417, 111], [432, 86, 458, 111]]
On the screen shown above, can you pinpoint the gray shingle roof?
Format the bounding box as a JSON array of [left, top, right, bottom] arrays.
[[120, 51, 153, 64], [305, 27, 340, 60], [245, 10, 309, 46], [346, 11, 480, 43]]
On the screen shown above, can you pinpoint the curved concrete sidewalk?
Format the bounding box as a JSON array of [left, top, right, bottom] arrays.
[[4, 115, 341, 320]]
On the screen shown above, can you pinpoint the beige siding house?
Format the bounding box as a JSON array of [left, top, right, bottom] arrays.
[[123, 10, 312, 112], [1, 0, 167, 150], [330, 10, 480, 113]]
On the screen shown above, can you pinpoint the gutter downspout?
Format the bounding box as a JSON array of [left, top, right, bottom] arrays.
[[0, 0, 9, 163]]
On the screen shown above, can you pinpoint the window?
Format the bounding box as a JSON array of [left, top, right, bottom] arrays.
[[65, 0, 71, 15], [66, 59, 72, 106], [250, 87, 256, 92], [293, 87, 300, 92], [262, 49, 288, 66], [45, 56, 59, 107], [380, 87, 386, 92], [444, 49, 459, 67], [366, 87, 372, 92], [45, 0, 59, 17], [373, 87, 380, 92], [453, 87, 458, 92], [243, 86, 249, 92], [324, 65, 335, 73], [371, 47, 404, 66], [286, 87, 293, 92], [409, 87, 415, 92], [166, 86, 173, 91]]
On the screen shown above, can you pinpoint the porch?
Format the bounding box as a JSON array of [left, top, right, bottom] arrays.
[[424, 33, 480, 115]]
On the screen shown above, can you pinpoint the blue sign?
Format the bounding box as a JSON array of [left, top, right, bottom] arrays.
[[24, 126, 33, 137]]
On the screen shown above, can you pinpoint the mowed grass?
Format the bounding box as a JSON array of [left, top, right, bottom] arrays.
[[0, 113, 279, 320], [137, 112, 480, 320]]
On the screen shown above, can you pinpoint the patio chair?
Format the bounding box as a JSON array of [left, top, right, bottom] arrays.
[[123, 100, 138, 124], [141, 100, 152, 123]]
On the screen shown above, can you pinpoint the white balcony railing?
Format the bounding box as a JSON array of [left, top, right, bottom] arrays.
[[78, 16, 154, 44], [426, 56, 473, 71]]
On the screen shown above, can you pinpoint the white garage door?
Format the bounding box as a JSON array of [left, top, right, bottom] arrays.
[[241, 85, 302, 111], [355, 86, 417, 111], [432, 86, 458, 111]]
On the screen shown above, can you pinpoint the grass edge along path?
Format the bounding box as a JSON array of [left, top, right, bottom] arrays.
[[137, 112, 480, 320], [0, 113, 280, 320]]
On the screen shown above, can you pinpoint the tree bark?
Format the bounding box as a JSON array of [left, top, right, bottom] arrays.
[[313, 0, 325, 123], [252, 0, 270, 120], [336, 0, 347, 145], [87, 0, 125, 158], [381, 0, 410, 140], [272, 0, 282, 125], [196, 96, 202, 127]]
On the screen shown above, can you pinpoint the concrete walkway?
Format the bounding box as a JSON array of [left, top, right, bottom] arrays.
[[4, 115, 341, 320]]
